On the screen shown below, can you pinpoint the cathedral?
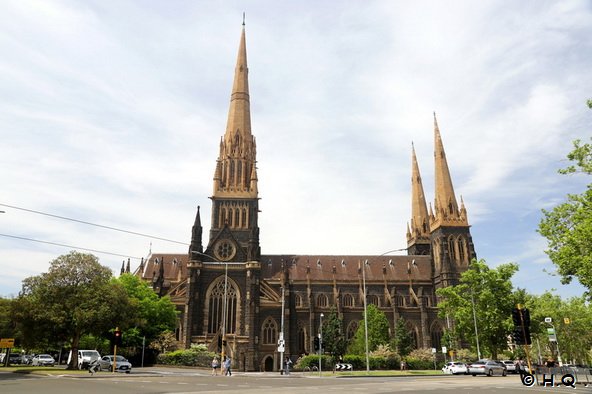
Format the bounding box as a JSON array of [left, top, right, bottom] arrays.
[[136, 24, 476, 372]]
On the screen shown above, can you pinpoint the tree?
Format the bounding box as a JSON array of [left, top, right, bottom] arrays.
[[0, 297, 14, 339], [348, 304, 390, 354], [436, 259, 519, 359], [391, 317, 414, 356], [12, 251, 133, 368], [113, 274, 178, 347], [529, 292, 592, 365], [539, 138, 592, 296], [321, 308, 347, 360]]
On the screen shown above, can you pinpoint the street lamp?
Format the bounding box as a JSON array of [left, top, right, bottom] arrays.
[[319, 313, 324, 377], [191, 251, 229, 359], [470, 291, 481, 360], [544, 318, 563, 366], [362, 260, 370, 374]]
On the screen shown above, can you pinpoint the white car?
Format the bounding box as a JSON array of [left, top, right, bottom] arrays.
[[99, 355, 132, 373], [32, 354, 55, 366], [442, 361, 468, 374]]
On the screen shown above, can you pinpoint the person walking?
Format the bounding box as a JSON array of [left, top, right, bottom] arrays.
[[211, 356, 220, 376], [284, 356, 292, 375], [224, 356, 232, 376]]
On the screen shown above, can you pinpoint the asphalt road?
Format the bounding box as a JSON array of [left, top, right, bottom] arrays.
[[1, 368, 591, 394]]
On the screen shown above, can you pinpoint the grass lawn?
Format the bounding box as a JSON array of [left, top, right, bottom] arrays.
[[0, 366, 89, 375]]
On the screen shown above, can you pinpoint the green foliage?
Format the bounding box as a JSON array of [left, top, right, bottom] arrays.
[[391, 317, 414, 356], [348, 304, 390, 354], [453, 348, 477, 363], [149, 330, 178, 354], [0, 297, 14, 339], [538, 103, 592, 297], [12, 251, 134, 368], [404, 348, 439, 370], [529, 292, 592, 365], [157, 345, 215, 367], [114, 274, 178, 345], [436, 258, 519, 359], [294, 354, 332, 370], [321, 308, 347, 359]]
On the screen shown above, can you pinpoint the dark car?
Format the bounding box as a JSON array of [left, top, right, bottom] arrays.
[[7, 353, 24, 365]]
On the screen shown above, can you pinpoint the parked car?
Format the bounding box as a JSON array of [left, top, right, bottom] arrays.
[[99, 355, 132, 373], [442, 361, 468, 375], [467, 360, 506, 376], [500, 360, 517, 373], [32, 354, 55, 367], [67, 350, 101, 369], [23, 354, 34, 365]]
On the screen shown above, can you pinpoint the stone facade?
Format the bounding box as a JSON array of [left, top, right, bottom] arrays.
[[136, 25, 476, 372]]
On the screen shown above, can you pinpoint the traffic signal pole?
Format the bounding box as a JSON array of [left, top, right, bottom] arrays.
[[516, 305, 532, 373]]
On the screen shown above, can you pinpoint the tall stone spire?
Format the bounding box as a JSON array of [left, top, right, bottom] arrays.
[[213, 24, 258, 199], [407, 143, 430, 255], [430, 113, 468, 230], [206, 23, 260, 262]]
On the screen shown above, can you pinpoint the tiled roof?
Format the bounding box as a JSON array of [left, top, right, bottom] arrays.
[[138, 253, 431, 284]]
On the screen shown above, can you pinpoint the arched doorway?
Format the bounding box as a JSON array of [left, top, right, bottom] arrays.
[[263, 355, 274, 371]]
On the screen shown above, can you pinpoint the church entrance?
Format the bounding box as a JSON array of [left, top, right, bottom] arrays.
[[263, 355, 274, 371]]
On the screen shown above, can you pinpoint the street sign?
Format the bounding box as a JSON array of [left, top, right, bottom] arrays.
[[544, 317, 552, 323], [0, 338, 14, 348], [335, 363, 353, 371], [277, 338, 285, 352], [431, 348, 436, 354], [442, 346, 447, 354]]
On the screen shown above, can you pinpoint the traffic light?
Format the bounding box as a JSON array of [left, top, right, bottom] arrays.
[[114, 330, 122, 346], [511, 307, 531, 345], [313, 337, 320, 351]]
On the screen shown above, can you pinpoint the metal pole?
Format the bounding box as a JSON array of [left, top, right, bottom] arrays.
[[319, 313, 323, 377], [550, 322, 563, 366], [363, 260, 370, 373], [470, 292, 481, 359], [280, 285, 285, 373], [141, 336, 145, 368]]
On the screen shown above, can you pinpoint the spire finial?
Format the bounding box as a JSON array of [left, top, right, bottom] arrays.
[[242, 12, 245, 26]]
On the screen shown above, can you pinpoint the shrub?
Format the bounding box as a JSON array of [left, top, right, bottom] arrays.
[[294, 354, 332, 371], [404, 348, 437, 370], [157, 344, 216, 367]]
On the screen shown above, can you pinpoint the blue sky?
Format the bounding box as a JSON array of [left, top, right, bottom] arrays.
[[1, 0, 591, 298]]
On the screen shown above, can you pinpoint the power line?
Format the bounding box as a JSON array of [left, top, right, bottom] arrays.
[[0, 203, 189, 246], [0, 233, 142, 260]]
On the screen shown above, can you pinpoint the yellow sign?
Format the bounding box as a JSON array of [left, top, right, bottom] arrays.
[[564, 317, 571, 324], [0, 338, 15, 348]]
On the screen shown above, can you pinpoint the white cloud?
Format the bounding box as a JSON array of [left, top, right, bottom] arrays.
[[1, 0, 591, 299]]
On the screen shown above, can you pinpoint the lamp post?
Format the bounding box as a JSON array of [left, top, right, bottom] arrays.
[[319, 313, 324, 377], [191, 251, 229, 359], [362, 260, 370, 374], [544, 318, 563, 366], [470, 291, 481, 360]]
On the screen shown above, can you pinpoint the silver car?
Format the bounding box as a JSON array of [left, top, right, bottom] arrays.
[[99, 355, 132, 373], [467, 360, 507, 376], [32, 354, 55, 366]]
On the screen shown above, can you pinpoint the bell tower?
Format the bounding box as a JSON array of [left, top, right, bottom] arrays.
[[206, 23, 260, 263], [429, 113, 476, 288]]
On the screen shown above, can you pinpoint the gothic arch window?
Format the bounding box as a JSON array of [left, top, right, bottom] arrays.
[[458, 236, 466, 264], [234, 208, 240, 228], [242, 208, 247, 228], [317, 294, 328, 308], [237, 160, 242, 184], [261, 317, 278, 345], [297, 323, 307, 354], [229, 160, 235, 184], [346, 320, 358, 340], [430, 322, 444, 350], [295, 294, 303, 308], [343, 293, 354, 307], [448, 236, 456, 261], [368, 294, 379, 307], [406, 321, 419, 349], [206, 276, 239, 335]]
